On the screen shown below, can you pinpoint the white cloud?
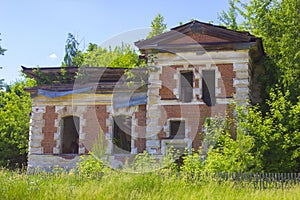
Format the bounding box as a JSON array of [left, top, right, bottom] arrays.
[[49, 53, 58, 59]]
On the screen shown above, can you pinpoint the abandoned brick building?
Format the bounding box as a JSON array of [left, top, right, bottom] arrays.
[[23, 20, 264, 169]]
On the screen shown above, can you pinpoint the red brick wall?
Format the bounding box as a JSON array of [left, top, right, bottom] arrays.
[[159, 64, 235, 101], [41, 106, 58, 154], [83, 105, 109, 152], [159, 65, 183, 99], [134, 105, 146, 153], [158, 104, 229, 150], [216, 64, 236, 97]]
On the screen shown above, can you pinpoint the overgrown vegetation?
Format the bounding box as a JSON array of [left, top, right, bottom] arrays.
[[0, 80, 35, 168], [81, 43, 142, 68], [219, 0, 300, 104], [1, 0, 299, 179], [1, 166, 299, 200], [61, 13, 167, 69], [146, 13, 167, 39], [216, 0, 300, 172], [203, 92, 300, 172]]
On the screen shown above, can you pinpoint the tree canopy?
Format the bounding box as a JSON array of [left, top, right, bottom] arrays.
[[213, 0, 300, 172], [219, 0, 300, 103], [0, 80, 35, 168], [147, 14, 167, 39], [81, 43, 140, 68]]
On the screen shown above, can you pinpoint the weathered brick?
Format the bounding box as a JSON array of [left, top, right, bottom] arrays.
[[41, 106, 58, 154]]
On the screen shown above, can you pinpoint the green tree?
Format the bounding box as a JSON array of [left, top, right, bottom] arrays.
[[218, 0, 240, 30], [219, 0, 300, 103], [82, 43, 140, 68], [62, 33, 84, 67], [238, 89, 300, 172], [217, 0, 300, 172], [0, 80, 35, 168], [203, 116, 258, 172], [200, 90, 300, 173], [86, 43, 98, 52], [146, 14, 167, 39]]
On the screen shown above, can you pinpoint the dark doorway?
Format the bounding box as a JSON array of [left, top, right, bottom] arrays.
[[113, 115, 132, 154], [180, 71, 193, 102], [202, 70, 216, 106], [61, 116, 79, 154]]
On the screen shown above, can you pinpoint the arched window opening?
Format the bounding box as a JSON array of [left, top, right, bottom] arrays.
[[61, 116, 79, 154]]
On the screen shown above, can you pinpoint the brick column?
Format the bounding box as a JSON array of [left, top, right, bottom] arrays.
[[41, 106, 57, 154]]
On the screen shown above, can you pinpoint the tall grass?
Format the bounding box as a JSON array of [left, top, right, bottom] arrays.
[[0, 168, 299, 200]]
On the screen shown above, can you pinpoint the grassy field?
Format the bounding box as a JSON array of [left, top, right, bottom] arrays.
[[0, 168, 299, 200]]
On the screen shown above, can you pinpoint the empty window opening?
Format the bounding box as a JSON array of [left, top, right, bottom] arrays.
[[202, 70, 216, 106], [169, 120, 185, 139], [180, 71, 193, 102], [61, 116, 79, 154], [113, 115, 132, 154]]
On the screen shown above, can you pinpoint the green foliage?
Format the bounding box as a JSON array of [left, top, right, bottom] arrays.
[[202, 117, 258, 173], [147, 14, 167, 39], [161, 146, 182, 172], [77, 131, 108, 177], [202, 91, 300, 173], [82, 43, 140, 68], [246, 0, 300, 102], [218, 0, 239, 30], [130, 151, 159, 172], [217, 0, 300, 172], [220, 0, 300, 102], [180, 150, 204, 179], [238, 88, 300, 172], [77, 154, 104, 179], [0, 80, 34, 168], [30, 66, 70, 85], [86, 43, 97, 52], [1, 168, 300, 200]]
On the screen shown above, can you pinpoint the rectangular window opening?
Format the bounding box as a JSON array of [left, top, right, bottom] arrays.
[[202, 70, 216, 106], [169, 120, 185, 139], [180, 71, 193, 102], [113, 115, 132, 154], [61, 116, 79, 154]]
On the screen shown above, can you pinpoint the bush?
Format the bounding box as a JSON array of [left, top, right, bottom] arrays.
[[77, 153, 104, 179]]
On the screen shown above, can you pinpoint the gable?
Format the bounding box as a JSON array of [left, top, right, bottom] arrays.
[[135, 20, 258, 52], [169, 33, 229, 44]]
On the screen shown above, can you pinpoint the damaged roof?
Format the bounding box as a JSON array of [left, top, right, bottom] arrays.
[[22, 66, 148, 95]]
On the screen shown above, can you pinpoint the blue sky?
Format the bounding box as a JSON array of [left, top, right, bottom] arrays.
[[0, 0, 230, 83]]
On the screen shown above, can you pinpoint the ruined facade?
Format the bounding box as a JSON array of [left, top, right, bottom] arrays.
[[23, 21, 264, 170]]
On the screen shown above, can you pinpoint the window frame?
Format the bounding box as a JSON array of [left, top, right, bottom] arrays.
[[179, 70, 194, 103]]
